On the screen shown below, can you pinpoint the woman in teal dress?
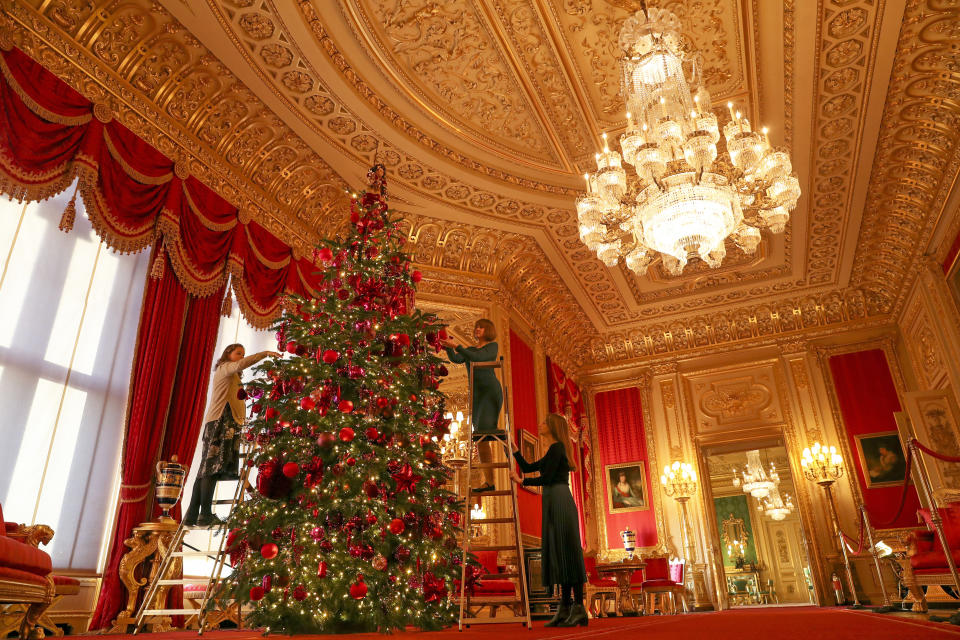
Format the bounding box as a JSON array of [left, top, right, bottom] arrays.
[[441, 318, 503, 492]]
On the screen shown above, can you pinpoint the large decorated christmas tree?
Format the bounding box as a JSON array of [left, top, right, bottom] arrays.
[[220, 165, 465, 634]]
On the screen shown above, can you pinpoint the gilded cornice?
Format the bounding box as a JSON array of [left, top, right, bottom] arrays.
[[851, 0, 960, 313], [3, 0, 352, 251]]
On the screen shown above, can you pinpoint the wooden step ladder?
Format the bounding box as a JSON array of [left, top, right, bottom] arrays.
[[133, 445, 254, 635], [458, 358, 532, 630]]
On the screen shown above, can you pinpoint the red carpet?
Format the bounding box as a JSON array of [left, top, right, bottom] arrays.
[[116, 607, 960, 639]]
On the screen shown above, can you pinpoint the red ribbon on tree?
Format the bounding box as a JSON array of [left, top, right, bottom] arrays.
[[422, 572, 447, 603], [391, 463, 422, 495]]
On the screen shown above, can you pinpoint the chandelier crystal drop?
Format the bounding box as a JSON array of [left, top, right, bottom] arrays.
[[758, 485, 795, 521], [575, 6, 800, 276]]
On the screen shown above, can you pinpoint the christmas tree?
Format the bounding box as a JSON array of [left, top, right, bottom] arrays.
[[220, 165, 466, 634]]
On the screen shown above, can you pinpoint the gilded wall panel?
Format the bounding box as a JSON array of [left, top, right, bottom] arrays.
[[685, 363, 785, 433]]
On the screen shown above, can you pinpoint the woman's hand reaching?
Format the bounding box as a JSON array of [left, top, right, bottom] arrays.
[[510, 470, 523, 485], [439, 338, 457, 349], [510, 439, 519, 453], [263, 351, 282, 358]]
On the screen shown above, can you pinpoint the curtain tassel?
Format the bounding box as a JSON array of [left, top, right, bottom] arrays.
[[58, 189, 78, 233], [150, 242, 166, 280], [221, 280, 233, 317]]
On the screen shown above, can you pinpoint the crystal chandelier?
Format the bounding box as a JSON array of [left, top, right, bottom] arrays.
[[758, 485, 795, 521], [732, 450, 778, 499], [576, 5, 800, 276]]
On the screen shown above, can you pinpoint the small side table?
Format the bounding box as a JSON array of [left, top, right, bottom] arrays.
[[596, 559, 646, 616], [107, 519, 181, 634]]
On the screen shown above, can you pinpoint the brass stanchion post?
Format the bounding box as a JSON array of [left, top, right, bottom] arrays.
[[859, 504, 895, 613]]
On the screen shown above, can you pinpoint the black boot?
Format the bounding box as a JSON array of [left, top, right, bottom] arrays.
[[182, 479, 202, 526], [558, 604, 588, 627], [196, 477, 219, 527], [544, 604, 570, 627]]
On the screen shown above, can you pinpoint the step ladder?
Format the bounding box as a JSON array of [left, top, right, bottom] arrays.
[[132, 445, 254, 634], [458, 358, 532, 630]]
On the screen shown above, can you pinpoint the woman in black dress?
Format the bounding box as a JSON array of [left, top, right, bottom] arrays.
[[511, 413, 587, 627], [441, 318, 503, 493]]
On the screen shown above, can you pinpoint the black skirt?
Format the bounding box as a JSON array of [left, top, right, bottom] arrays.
[[541, 483, 587, 588]]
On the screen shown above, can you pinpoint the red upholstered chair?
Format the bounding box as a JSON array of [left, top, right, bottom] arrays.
[[455, 551, 518, 617], [904, 502, 960, 611], [583, 556, 617, 617], [0, 503, 55, 639], [641, 556, 685, 615]]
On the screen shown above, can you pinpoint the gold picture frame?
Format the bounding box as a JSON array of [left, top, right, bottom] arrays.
[[605, 461, 649, 514], [520, 429, 541, 494], [853, 431, 909, 488]]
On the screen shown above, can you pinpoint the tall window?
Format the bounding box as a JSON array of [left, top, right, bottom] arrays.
[[0, 185, 148, 571], [181, 303, 274, 577]]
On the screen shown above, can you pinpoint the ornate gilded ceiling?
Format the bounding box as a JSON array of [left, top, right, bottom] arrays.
[[5, 0, 958, 375]]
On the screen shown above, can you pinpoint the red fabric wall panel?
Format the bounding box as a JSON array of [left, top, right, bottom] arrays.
[[828, 349, 919, 528], [593, 387, 658, 548], [509, 330, 541, 537]]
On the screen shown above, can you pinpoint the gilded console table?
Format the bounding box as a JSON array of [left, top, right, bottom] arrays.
[[107, 520, 180, 634]]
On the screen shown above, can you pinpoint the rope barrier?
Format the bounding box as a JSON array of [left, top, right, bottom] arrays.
[[840, 507, 866, 555], [913, 438, 960, 464]]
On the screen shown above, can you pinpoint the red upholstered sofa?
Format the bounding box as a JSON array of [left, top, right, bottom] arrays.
[[454, 551, 518, 616], [904, 502, 960, 611], [0, 503, 54, 638]]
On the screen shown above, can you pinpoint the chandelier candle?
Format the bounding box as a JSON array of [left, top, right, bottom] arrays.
[[576, 7, 800, 275]]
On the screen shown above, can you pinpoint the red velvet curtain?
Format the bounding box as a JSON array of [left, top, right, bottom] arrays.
[[0, 46, 292, 628], [88, 249, 224, 630], [593, 387, 658, 548], [828, 349, 919, 529], [509, 331, 541, 537], [547, 358, 586, 545], [0, 47, 325, 326]]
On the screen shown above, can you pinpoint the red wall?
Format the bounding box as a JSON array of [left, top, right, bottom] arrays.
[[593, 387, 658, 548], [828, 349, 919, 528], [509, 330, 541, 537]]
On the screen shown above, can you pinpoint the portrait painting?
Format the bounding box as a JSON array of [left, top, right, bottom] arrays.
[[854, 431, 908, 488], [606, 461, 648, 513]]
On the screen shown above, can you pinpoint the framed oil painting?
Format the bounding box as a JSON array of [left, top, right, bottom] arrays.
[[606, 461, 649, 514], [854, 431, 909, 488], [520, 430, 540, 494]]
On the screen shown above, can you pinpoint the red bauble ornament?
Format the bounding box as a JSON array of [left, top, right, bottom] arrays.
[[316, 432, 335, 449], [281, 462, 299, 478], [322, 349, 339, 364], [346, 456, 356, 466], [265, 407, 279, 420], [249, 586, 265, 601], [411, 270, 423, 283], [349, 579, 368, 599], [317, 247, 333, 263], [365, 427, 380, 441], [260, 543, 279, 560], [317, 560, 328, 577], [363, 481, 380, 499], [285, 341, 298, 354], [299, 396, 316, 411], [339, 427, 355, 442], [339, 399, 354, 413], [389, 518, 405, 535]]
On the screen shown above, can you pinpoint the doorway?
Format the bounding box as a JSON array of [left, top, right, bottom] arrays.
[[704, 443, 816, 607]]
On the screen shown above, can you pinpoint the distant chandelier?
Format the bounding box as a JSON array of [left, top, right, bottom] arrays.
[[733, 450, 779, 499], [575, 5, 800, 276], [758, 485, 795, 521]]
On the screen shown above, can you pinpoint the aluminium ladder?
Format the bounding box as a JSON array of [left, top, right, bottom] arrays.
[[458, 358, 532, 630], [132, 444, 253, 635]]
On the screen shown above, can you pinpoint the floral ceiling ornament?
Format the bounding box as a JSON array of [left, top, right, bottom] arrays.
[[576, 3, 800, 276]]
